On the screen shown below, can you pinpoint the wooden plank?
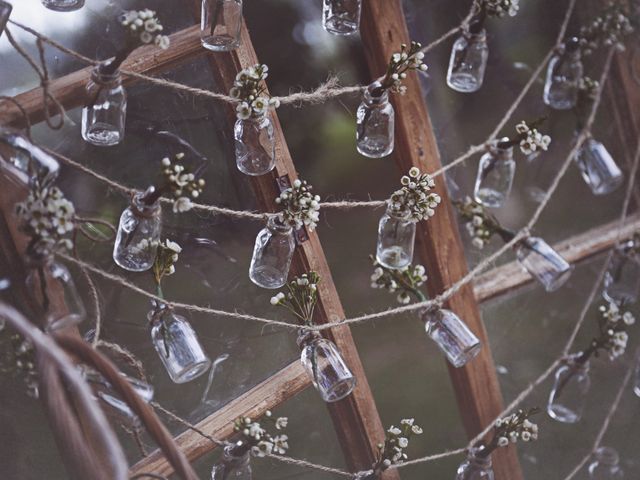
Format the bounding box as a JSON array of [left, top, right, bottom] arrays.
[[359, 2, 524, 479], [474, 214, 640, 302]]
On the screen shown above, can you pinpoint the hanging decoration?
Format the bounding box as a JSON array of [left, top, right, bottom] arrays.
[[41, 0, 84, 12], [587, 446, 625, 479], [544, 37, 583, 110], [322, 0, 362, 36], [0, 127, 60, 187], [603, 234, 640, 306], [201, 0, 243, 52]]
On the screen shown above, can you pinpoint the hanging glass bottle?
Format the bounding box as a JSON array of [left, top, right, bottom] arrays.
[[574, 137, 624, 196], [603, 239, 640, 306], [234, 110, 276, 176], [113, 189, 162, 272], [421, 307, 482, 368], [447, 23, 489, 93], [516, 236, 572, 292], [588, 447, 625, 479], [474, 139, 515, 208], [547, 353, 590, 423], [297, 330, 356, 403], [249, 215, 296, 289], [356, 81, 395, 158], [0, 128, 60, 187], [375, 201, 415, 270], [211, 444, 252, 480], [201, 0, 243, 52], [149, 307, 211, 384], [0, 1, 12, 38], [41, 0, 84, 11], [543, 38, 583, 110], [322, 0, 362, 36], [455, 447, 494, 480], [81, 64, 127, 147]]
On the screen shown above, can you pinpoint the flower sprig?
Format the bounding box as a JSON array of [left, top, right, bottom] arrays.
[[388, 168, 441, 222], [161, 153, 206, 213], [270, 272, 320, 326], [454, 196, 515, 249], [579, 2, 634, 56], [575, 76, 600, 129], [475, 408, 539, 458], [378, 42, 428, 95], [370, 256, 428, 304], [231, 410, 289, 457], [152, 239, 181, 297], [577, 301, 635, 363], [365, 419, 423, 477], [477, 0, 520, 18], [275, 179, 321, 231], [496, 119, 551, 156], [230, 64, 280, 120]]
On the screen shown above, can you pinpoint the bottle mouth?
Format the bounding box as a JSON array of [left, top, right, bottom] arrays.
[[593, 446, 620, 466]]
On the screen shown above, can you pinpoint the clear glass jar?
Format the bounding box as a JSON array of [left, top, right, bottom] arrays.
[[211, 445, 252, 480], [603, 240, 640, 306], [249, 215, 296, 289], [574, 138, 624, 196], [456, 447, 494, 480], [297, 330, 356, 403], [375, 203, 416, 270], [25, 256, 86, 332], [234, 113, 276, 176], [516, 236, 572, 292], [322, 0, 362, 36], [201, 0, 243, 52], [41, 0, 84, 11], [81, 66, 127, 147], [474, 140, 515, 208], [547, 353, 590, 423], [113, 191, 162, 272], [421, 308, 482, 368], [588, 447, 625, 479], [447, 29, 489, 93], [149, 308, 211, 384], [0, 1, 12, 37], [543, 39, 583, 110], [0, 127, 60, 187], [356, 81, 395, 158]]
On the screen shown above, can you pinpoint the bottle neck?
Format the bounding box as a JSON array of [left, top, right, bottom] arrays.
[[490, 138, 514, 161], [463, 28, 487, 44], [131, 191, 161, 218], [92, 65, 122, 87], [296, 329, 321, 348], [267, 215, 293, 235], [224, 444, 251, 466], [385, 202, 411, 220], [467, 447, 492, 469], [364, 81, 389, 106]]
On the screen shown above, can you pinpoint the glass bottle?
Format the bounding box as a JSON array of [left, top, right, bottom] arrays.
[[603, 240, 640, 305], [456, 447, 494, 480], [356, 81, 395, 158], [375, 202, 416, 270], [474, 140, 515, 208], [234, 111, 276, 176], [249, 215, 296, 289], [81, 65, 127, 147], [0, 128, 60, 187], [447, 26, 489, 93], [322, 0, 362, 36], [41, 0, 84, 11], [297, 330, 356, 403], [588, 447, 625, 479], [149, 308, 211, 384], [516, 236, 572, 292], [421, 307, 482, 368], [574, 138, 624, 196], [211, 444, 252, 480], [113, 190, 162, 272], [0, 1, 12, 38], [547, 353, 590, 423], [201, 0, 243, 52], [543, 38, 583, 110]]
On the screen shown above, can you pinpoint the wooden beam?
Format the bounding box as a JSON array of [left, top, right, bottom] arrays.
[[359, 2, 523, 479]]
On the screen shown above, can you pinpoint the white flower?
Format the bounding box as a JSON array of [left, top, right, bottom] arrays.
[[155, 35, 170, 50], [497, 437, 509, 447], [397, 437, 409, 448], [411, 425, 423, 434], [275, 417, 288, 430], [140, 31, 153, 44], [388, 426, 401, 436], [173, 196, 193, 213], [164, 239, 182, 254], [236, 102, 252, 120]]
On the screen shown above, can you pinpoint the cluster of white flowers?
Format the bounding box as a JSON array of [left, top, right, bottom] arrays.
[[270, 272, 320, 325], [382, 42, 428, 95], [375, 419, 423, 470], [370, 259, 427, 304], [598, 302, 635, 360], [578, 76, 600, 101], [515, 121, 551, 157], [493, 410, 539, 448], [152, 239, 182, 285], [230, 64, 280, 120], [455, 196, 501, 249], [389, 168, 441, 222], [579, 3, 634, 55], [233, 410, 289, 457], [275, 179, 321, 231], [120, 9, 170, 49], [16, 185, 75, 254], [161, 153, 205, 213], [130, 237, 160, 256], [481, 0, 520, 18]]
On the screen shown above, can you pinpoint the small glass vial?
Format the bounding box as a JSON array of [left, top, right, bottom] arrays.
[[234, 112, 276, 176], [516, 236, 572, 292], [0, 1, 12, 38], [603, 240, 640, 306], [201, 0, 243, 52], [211, 444, 252, 480], [543, 38, 583, 110], [547, 353, 590, 423], [588, 447, 625, 479], [447, 27, 489, 93], [474, 140, 515, 208], [421, 307, 481, 368], [113, 190, 162, 272], [356, 81, 395, 158], [375, 202, 416, 270], [249, 215, 296, 289], [322, 0, 362, 36], [149, 308, 211, 384], [41, 0, 84, 11], [0, 128, 60, 187], [574, 138, 624, 196], [456, 447, 494, 480], [297, 330, 356, 403], [81, 65, 127, 147]]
